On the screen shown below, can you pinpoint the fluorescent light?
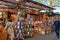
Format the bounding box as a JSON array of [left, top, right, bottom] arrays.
[[40, 10, 46, 12], [16, 0, 19, 2], [53, 9, 60, 13], [53, 7, 60, 13]]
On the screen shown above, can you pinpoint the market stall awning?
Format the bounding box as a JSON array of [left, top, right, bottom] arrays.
[[24, 0, 55, 10], [0, 0, 16, 9], [0, 0, 55, 10]]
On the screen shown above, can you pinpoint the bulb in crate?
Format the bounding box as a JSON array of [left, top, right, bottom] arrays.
[[29, 21, 31, 24], [39, 28, 41, 32], [41, 30, 45, 35], [16, 30, 19, 33], [17, 26, 20, 29], [21, 29, 24, 33], [19, 29, 21, 33], [21, 26, 23, 28], [27, 25, 29, 28], [21, 21, 24, 26], [18, 22, 20, 25], [15, 26, 17, 28]]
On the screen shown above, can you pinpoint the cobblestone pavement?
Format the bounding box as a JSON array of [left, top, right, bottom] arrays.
[[26, 32, 60, 40]]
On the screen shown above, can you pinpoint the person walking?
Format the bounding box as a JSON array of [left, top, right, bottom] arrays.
[[3, 22, 14, 40], [54, 16, 60, 39]]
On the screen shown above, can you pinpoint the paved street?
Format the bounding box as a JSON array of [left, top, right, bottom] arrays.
[[26, 32, 60, 40]]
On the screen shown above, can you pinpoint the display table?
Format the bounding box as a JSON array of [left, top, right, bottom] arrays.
[[34, 22, 52, 35]]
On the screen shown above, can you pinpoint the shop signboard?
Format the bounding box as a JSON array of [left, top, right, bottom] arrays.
[[27, 14, 31, 20], [27, 14, 30, 18]]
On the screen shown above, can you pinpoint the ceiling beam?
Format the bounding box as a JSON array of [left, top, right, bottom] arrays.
[[0, 0, 16, 4]]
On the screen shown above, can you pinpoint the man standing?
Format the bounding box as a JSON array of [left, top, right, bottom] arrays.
[[54, 16, 60, 39]]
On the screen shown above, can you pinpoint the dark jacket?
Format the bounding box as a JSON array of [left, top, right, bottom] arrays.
[[54, 20, 60, 30]]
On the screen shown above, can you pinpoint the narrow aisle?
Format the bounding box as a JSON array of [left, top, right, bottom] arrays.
[[26, 32, 60, 40]]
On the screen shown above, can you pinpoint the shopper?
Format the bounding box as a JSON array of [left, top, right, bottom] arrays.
[[0, 19, 8, 40], [4, 22, 14, 40], [0, 20, 4, 32], [54, 16, 60, 39], [2, 20, 6, 27]]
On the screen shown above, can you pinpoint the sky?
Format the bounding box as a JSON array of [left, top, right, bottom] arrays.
[[33, 0, 60, 13], [33, 0, 60, 7]]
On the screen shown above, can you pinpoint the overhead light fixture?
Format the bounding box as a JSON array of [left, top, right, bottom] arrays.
[[40, 10, 46, 12], [16, 0, 19, 2]]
